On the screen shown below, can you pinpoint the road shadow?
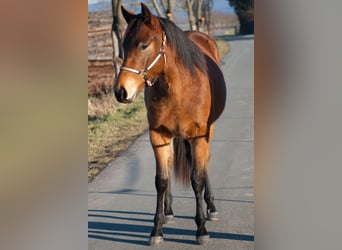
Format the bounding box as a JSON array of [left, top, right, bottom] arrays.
[[89, 189, 254, 204], [88, 210, 254, 246]]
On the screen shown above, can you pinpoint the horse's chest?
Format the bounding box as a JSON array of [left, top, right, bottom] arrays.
[[147, 102, 206, 138]]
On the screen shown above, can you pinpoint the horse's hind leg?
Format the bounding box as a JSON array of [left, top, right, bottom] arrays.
[[204, 124, 219, 221], [149, 130, 172, 245], [204, 172, 219, 221], [191, 137, 210, 245]]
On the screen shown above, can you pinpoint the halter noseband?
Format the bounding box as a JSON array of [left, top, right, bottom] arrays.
[[120, 32, 167, 87]]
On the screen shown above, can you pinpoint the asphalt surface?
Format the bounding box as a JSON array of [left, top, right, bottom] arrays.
[[88, 35, 254, 249]]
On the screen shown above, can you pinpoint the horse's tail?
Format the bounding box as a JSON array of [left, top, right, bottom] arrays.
[[173, 137, 192, 187]]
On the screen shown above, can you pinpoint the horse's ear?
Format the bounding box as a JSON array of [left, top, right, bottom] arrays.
[[141, 2, 152, 24], [121, 5, 135, 23]]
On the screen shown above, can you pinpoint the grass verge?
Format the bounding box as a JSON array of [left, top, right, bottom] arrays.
[[88, 92, 148, 182], [216, 39, 230, 60]]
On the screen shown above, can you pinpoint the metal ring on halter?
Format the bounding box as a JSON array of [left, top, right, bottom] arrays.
[[120, 32, 167, 87]]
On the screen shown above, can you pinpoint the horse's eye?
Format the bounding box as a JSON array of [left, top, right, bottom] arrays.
[[139, 44, 149, 51]]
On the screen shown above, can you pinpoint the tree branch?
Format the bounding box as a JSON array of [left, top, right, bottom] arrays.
[[151, 0, 165, 17]]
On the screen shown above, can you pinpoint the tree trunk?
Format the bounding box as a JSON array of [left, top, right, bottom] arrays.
[[195, 0, 204, 32], [185, 0, 196, 30], [151, 0, 165, 17], [166, 0, 174, 21], [202, 0, 213, 35], [160, 0, 175, 21], [111, 0, 126, 79]]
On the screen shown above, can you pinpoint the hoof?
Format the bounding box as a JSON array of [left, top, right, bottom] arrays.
[[207, 211, 219, 221], [149, 236, 164, 245], [164, 214, 175, 224], [196, 235, 210, 245]]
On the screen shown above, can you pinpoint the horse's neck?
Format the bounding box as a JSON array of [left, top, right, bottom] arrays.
[[162, 54, 191, 92]]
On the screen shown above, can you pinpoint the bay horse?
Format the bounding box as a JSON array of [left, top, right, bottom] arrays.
[[114, 3, 226, 245]]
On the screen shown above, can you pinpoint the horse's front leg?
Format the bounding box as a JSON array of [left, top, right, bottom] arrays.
[[164, 177, 174, 224], [149, 130, 173, 245], [191, 137, 211, 245]]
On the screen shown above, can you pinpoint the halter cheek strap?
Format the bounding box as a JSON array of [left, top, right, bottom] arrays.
[[120, 32, 166, 87]]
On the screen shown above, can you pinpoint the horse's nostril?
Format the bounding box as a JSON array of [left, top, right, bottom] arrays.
[[114, 86, 127, 102], [120, 87, 127, 100]]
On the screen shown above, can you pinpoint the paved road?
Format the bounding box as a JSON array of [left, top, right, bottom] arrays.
[[88, 35, 254, 249]]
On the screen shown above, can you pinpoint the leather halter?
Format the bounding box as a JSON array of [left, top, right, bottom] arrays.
[[120, 32, 167, 87]]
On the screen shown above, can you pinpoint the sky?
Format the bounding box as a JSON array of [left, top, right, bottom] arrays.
[[212, 0, 234, 12], [88, 0, 234, 13]]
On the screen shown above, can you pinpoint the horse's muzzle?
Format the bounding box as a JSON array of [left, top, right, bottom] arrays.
[[114, 86, 131, 103]]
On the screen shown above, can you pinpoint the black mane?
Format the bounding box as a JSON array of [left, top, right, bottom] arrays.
[[158, 17, 207, 75], [124, 15, 207, 76]]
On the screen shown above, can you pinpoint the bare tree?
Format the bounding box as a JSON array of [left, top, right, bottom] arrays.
[[185, 0, 196, 30], [111, 0, 127, 78], [195, 0, 204, 31], [183, 0, 206, 32], [159, 0, 175, 21], [202, 0, 213, 34], [167, 0, 175, 21], [148, 0, 175, 20], [151, 0, 165, 17]]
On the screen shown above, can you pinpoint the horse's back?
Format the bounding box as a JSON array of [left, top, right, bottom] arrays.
[[185, 30, 226, 124], [184, 30, 220, 64]]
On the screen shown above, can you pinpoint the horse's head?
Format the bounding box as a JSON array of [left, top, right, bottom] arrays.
[[114, 3, 166, 103]]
